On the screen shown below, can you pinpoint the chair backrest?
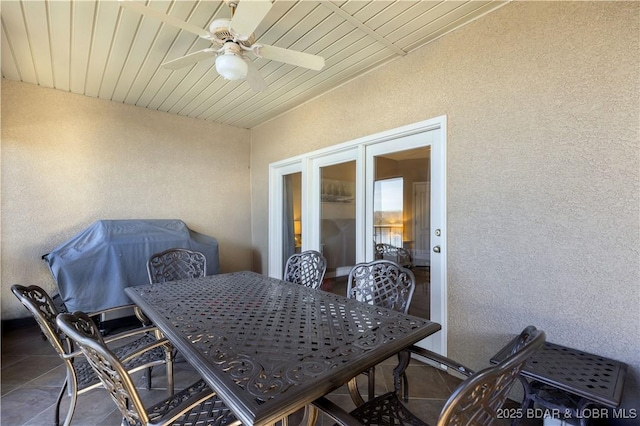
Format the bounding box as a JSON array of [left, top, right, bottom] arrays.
[[346, 260, 415, 314], [147, 248, 206, 284], [438, 326, 546, 426], [11, 285, 69, 356], [56, 311, 150, 425], [284, 250, 327, 290], [374, 243, 412, 267]]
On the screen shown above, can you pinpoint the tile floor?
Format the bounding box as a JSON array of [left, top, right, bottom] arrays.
[[1, 320, 540, 426]]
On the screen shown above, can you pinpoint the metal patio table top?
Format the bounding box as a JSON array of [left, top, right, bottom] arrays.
[[491, 336, 627, 426], [125, 271, 441, 426], [492, 339, 627, 408]]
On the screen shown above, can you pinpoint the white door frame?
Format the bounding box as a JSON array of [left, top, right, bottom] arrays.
[[268, 160, 303, 280], [363, 125, 446, 354], [268, 115, 447, 355]]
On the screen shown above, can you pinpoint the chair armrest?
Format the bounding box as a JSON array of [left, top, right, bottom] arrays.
[[407, 345, 475, 378], [88, 303, 137, 318], [60, 347, 84, 360], [59, 328, 168, 361], [312, 397, 363, 426], [87, 304, 152, 327], [348, 345, 476, 408], [118, 336, 171, 365], [133, 306, 152, 326], [101, 325, 162, 345]]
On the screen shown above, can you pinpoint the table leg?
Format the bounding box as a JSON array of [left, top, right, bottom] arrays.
[[394, 350, 411, 401], [511, 375, 535, 426], [577, 399, 600, 426]]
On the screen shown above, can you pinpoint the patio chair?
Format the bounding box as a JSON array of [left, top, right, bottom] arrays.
[[375, 243, 413, 268], [313, 326, 546, 426], [11, 285, 173, 426], [346, 259, 416, 403], [284, 250, 327, 290], [56, 311, 239, 426], [147, 248, 206, 284]]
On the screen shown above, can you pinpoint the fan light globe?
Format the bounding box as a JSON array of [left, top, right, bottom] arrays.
[[215, 54, 248, 80]]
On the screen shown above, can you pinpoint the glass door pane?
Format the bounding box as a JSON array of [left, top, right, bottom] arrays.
[[282, 172, 302, 272], [374, 177, 404, 247], [320, 161, 357, 285], [372, 147, 431, 319]]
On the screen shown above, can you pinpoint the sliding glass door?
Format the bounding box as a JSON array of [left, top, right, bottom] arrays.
[[269, 117, 446, 354], [306, 148, 362, 294], [365, 130, 444, 352]]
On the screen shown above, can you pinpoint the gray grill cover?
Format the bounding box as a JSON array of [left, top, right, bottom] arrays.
[[45, 219, 219, 312]]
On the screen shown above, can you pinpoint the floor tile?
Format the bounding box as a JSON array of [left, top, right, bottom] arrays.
[[0, 386, 60, 425], [2, 321, 545, 426], [1, 355, 64, 387]]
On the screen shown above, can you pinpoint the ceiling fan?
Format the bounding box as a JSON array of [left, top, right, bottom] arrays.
[[119, 0, 325, 91]]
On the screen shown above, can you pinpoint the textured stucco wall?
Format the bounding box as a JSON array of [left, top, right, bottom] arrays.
[[1, 80, 252, 320], [250, 1, 640, 409]]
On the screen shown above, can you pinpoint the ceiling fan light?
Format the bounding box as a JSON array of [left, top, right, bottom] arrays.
[[215, 54, 248, 81]]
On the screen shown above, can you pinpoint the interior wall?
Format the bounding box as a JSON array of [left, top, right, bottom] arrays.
[[399, 157, 430, 242], [250, 1, 640, 409], [1, 80, 252, 320]]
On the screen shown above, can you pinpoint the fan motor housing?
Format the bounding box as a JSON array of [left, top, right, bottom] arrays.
[[209, 18, 255, 47]]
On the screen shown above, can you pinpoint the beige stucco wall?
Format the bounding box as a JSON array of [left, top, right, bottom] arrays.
[[1, 80, 252, 320], [251, 1, 639, 407]]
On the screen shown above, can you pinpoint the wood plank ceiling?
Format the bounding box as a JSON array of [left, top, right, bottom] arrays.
[[1, 0, 507, 129]]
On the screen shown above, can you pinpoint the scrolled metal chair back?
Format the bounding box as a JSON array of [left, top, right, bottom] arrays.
[[147, 248, 206, 284], [374, 243, 412, 267], [284, 250, 327, 290], [56, 312, 150, 426], [439, 327, 546, 426], [11, 285, 68, 356], [347, 260, 415, 314]]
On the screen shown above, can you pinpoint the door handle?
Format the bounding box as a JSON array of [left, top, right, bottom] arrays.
[[433, 245, 441, 253]]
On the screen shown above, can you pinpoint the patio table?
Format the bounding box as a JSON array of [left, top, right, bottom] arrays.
[[491, 337, 627, 426], [125, 271, 440, 426]]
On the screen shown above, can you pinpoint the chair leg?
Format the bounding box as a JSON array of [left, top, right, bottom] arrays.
[[155, 329, 175, 395], [146, 366, 152, 390], [166, 346, 174, 395], [511, 375, 534, 426], [394, 350, 411, 401], [62, 377, 79, 426], [303, 405, 319, 426], [348, 377, 365, 407], [367, 367, 375, 401], [54, 379, 68, 426], [402, 372, 409, 402]]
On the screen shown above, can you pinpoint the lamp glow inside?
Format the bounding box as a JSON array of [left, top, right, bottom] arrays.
[[215, 54, 248, 81]]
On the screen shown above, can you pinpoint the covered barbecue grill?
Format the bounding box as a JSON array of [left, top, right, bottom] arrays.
[[44, 219, 219, 312]]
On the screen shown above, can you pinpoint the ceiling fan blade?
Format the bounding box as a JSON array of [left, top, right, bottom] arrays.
[[245, 59, 268, 92], [229, 0, 272, 40], [162, 48, 218, 70], [256, 44, 325, 71], [118, 0, 212, 39]]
